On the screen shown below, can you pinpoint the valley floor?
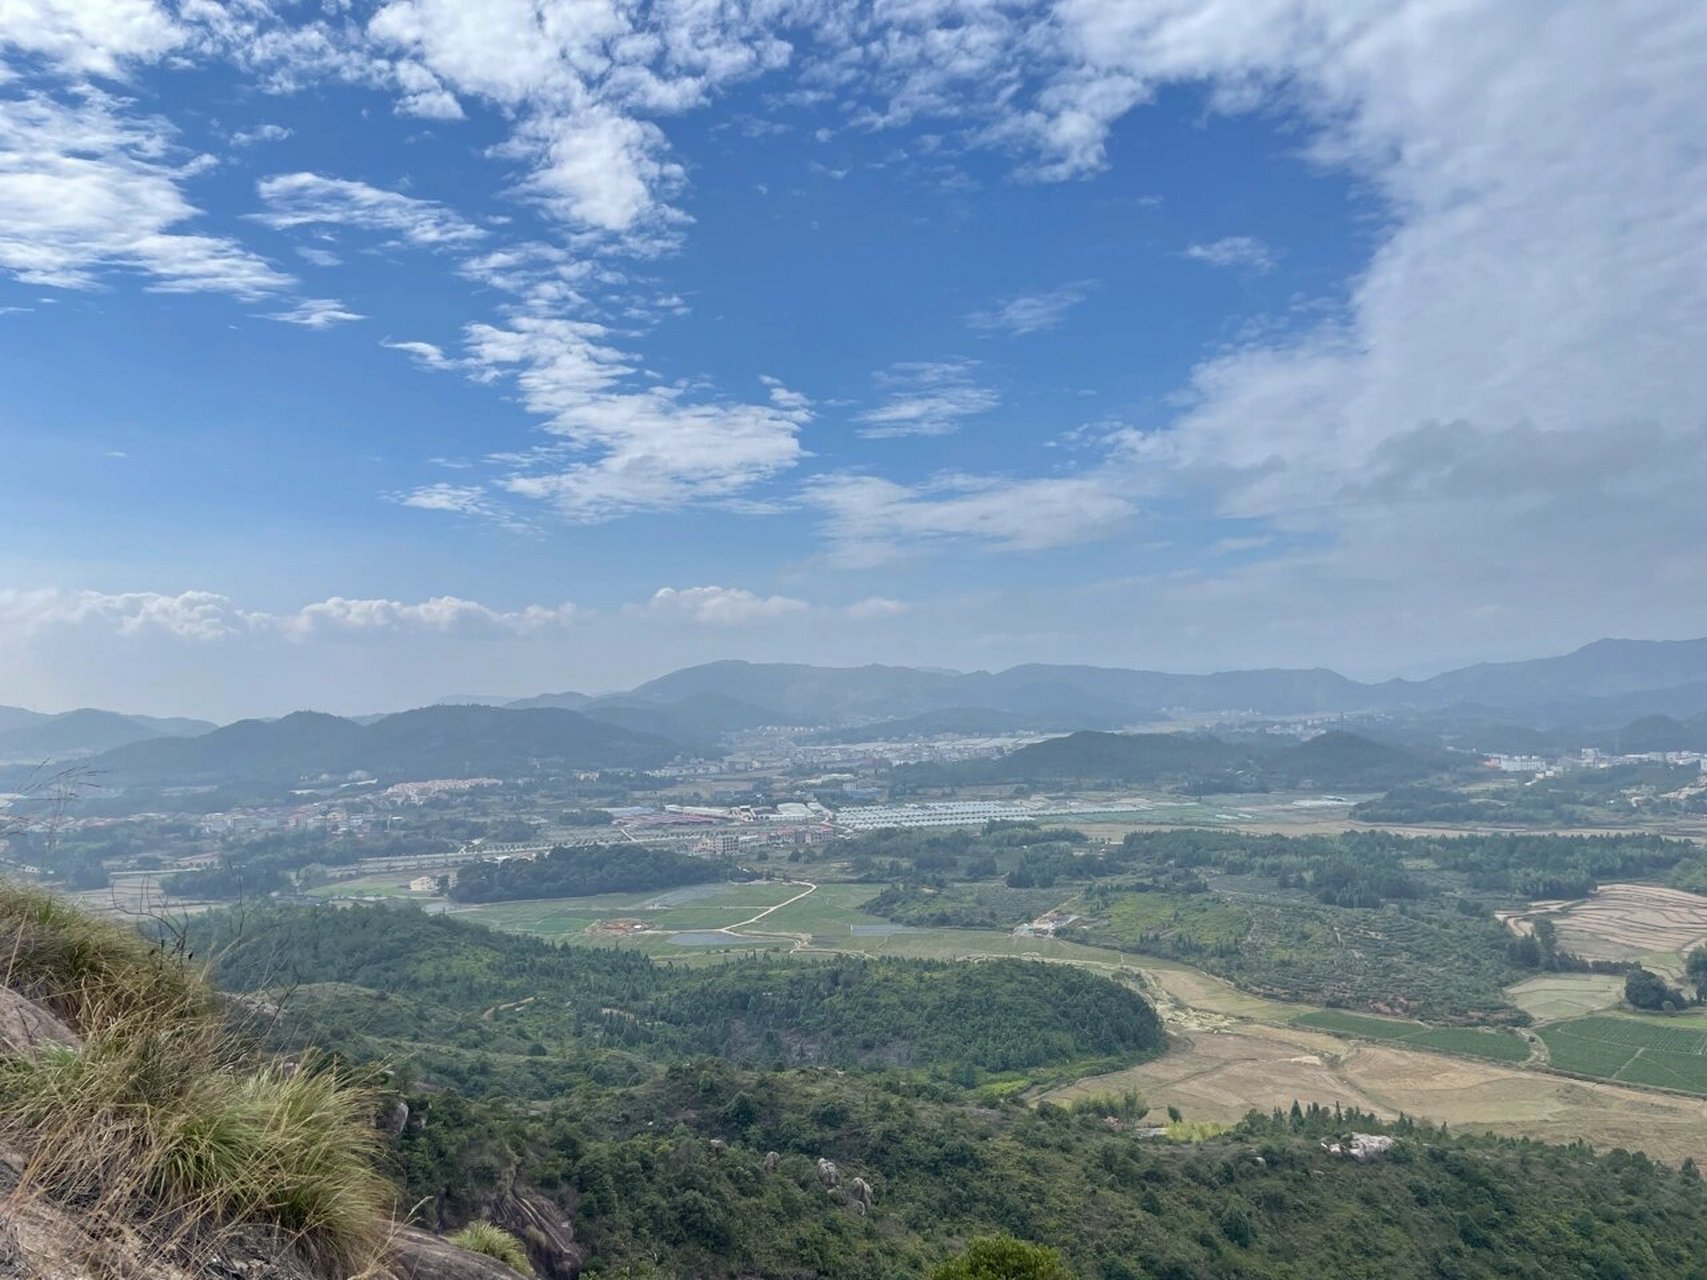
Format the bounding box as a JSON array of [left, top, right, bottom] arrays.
[[434, 876, 1707, 1164]]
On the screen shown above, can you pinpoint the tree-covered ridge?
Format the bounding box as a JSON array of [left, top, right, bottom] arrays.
[[192, 905, 1162, 1075], [399, 1057, 1707, 1280], [643, 958, 1162, 1072], [449, 842, 728, 902], [855, 827, 1706, 1022]]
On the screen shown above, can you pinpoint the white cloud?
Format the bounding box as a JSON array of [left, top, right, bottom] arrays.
[[0, 93, 292, 297], [635, 586, 810, 626], [382, 338, 455, 370], [296, 245, 341, 267], [231, 123, 292, 146], [0, 589, 237, 641], [393, 59, 464, 120], [452, 315, 809, 520], [968, 283, 1091, 335], [806, 472, 1137, 566], [267, 297, 364, 328], [1183, 236, 1273, 272], [254, 172, 484, 247], [264, 595, 576, 639], [0, 0, 182, 76], [857, 360, 998, 438], [504, 107, 684, 241]]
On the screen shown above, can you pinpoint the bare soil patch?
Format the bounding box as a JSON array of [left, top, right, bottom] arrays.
[[1518, 883, 1707, 961], [1049, 1022, 1707, 1165]]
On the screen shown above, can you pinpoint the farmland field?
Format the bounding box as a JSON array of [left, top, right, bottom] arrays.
[[1047, 1023, 1707, 1166], [1525, 883, 1707, 962], [1506, 972, 1627, 1021], [1540, 1015, 1707, 1093], [1294, 1010, 1530, 1062]]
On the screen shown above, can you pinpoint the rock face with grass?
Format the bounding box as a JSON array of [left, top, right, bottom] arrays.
[[0, 986, 77, 1057], [0, 883, 528, 1280]]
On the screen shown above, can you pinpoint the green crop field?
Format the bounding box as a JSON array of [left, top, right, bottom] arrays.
[[1295, 1009, 1530, 1063], [1408, 1027, 1532, 1062], [1295, 1010, 1422, 1038], [1539, 1015, 1707, 1093]]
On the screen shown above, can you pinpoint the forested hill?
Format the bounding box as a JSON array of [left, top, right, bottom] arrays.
[[899, 728, 1467, 790], [180, 903, 1707, 1280], [73, 703, 678, 786], [449, 843, 726, 902], [192, 904, 1163, 1074]]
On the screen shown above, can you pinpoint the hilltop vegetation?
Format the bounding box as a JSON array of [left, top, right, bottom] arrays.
[[892, 729, 1469, 793], [191, 904, 1164, 1079], [858, 826, 1701, 1022], [450, 842, 729, 902]]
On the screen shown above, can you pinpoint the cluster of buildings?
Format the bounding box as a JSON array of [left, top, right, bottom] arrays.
[[834, 798, 1161, 831], [1483, 748, 1707, 777]]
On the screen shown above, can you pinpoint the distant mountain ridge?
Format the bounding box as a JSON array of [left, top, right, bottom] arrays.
[[548, 638, 1707, 725], [0, 707, 215, 762], [59, 705, 677, 788]]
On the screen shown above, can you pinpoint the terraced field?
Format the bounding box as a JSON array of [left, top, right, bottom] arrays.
[[1540, 1015, 1707, 1093], [1294, 1010, 1531, 1062]]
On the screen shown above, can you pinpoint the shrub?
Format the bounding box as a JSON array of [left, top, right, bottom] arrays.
[[448, 1221, 535, 1275], [931, 1237, 1074, 1280]]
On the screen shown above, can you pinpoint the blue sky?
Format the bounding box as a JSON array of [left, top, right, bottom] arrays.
[[2, 1, 1705, 719]]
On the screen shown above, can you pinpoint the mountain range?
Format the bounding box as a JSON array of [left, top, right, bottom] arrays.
[[0, 707, 214, 763], [60, 705, 676, 789], [6, 636, 1707, 790], [512, 637, 1707, 727]]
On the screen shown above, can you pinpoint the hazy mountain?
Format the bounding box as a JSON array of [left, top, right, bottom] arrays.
[[75, 705, 678, 788], [578, 693, 786, 746], [620, 659, 1373, 722], [1267, 730, 1466, 790], [1612, 714, 1707, 753], [0, 708, 217, 763], [505, 689, 592, 711], [803, 706, 1118, 743], [983, 731, 1249, 781], [0, 706, 49, 735], [1400, 637, 1707, 709], [595, 639, 1707, 727], [626, 661, 963, 721]]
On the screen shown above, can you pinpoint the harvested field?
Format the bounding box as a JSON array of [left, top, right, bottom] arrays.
[[1049, 1023, 1707, 1166], [1524, 883, 1707, 961], [1506, 973, 1626, 1021]]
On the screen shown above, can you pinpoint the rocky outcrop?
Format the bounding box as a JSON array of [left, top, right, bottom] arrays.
[[388, 1228, 533, 1280], [0, 987, 78, 1057], [1322, 1134, 1395, 1162], [817, 1158, 839, 1189], [491, 1188, 584, 1280]]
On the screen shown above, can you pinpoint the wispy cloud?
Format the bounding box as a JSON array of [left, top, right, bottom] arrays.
[[267, 297, 364, 328], [967, 282, 1091, 335], [254, 172, 485, 247], [857, 360, 998, 438], [1183, 236, 1274, 272], [806, 472, 1136, 567], [0, 93, 292, 298]]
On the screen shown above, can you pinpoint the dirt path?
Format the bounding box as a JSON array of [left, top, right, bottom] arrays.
[[719, 881, 818, 941]]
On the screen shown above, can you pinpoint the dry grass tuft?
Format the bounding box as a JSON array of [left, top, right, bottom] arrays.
[[447, 1221, 535, 1276], [0, 882, 395, 1277]]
